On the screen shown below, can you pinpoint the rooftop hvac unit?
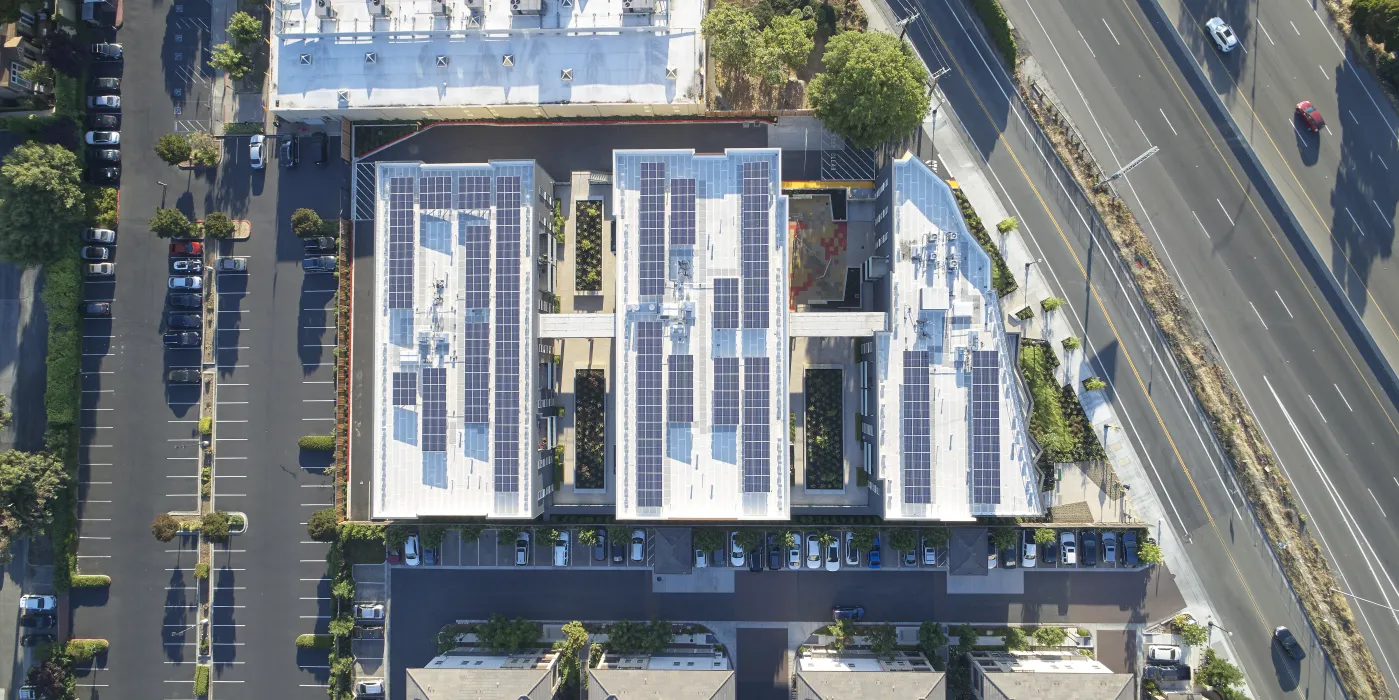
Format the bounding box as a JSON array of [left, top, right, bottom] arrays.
[[510, 0, 541, 15], [368, 0, 390, 15], [431, 0, 451, 15], [621, 0, 653, 13], [314, 0, 335, 17], [463, 0, 482, 9]]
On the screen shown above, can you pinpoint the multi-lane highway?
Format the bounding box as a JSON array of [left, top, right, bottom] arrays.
[[888, 0, 1399, 696]]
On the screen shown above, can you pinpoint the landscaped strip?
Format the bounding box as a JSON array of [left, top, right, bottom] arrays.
[[334, 219, 353, 518], [575, 200, 603, 292], [803, 369, 844, 490], [1017, 341, 1104, 463], [43, 255, 81, 592], [574, 370, 606, 490], [951, 186, 1018, 297]]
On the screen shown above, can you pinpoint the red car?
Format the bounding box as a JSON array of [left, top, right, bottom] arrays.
[[1295, 101, 1325, 132], [170, 241, 203, 255], [386, 545, 401, 565]]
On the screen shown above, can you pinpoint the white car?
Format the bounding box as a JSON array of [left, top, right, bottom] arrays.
[[630, 529, 645, 562], [19, 595, 56, 614], [354, 679, 385, 697], [1102, 531, 1118, 564], [553, 530, 570, 567], [514, 531, 530, 566], [694, 548, 707, 568], [787, 534, 801, 569], [217, 257, 248, 273], [88, 95, 120, 110], [83, 227, 116, 244], [1148, 645, 1182, 663], [1021, 539, 1038, 568], [18, 687, 37, 700], [1205, 17, 1237, 52], [168, 276, 201, 290], [404, 534, 421, 566], [729, 532, 746, 567], [1059, 531, 1077, 565], [354, 603, 385, 622], [249, 135, 266, 169], [805, 534, 821, 569], [922, 537, 937, 566], [86, 262, 114, 277], [86, 131, 120, 145], [844, 531, 858, 566], [825, 538, 840, 572]]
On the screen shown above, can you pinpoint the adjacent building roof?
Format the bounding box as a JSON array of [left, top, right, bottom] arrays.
[[406, 655, 558, 699], [372, 161, 546, 519], [968, 650, 1133, 700], [612, 149, 789, 520], [875, 156, 1041, 520], [588, 668, 735, 700], [795, 671, 945, 700]]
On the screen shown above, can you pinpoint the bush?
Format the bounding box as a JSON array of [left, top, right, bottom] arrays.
[[1002, 627, 1029, 650], [152, 513, 179, 542], [1040, 297, 1065, 312], [202, 511, 231, 542], [990, 527, 1017, 551], [996, 217, 1018, 234], [155, 133, 192, 165], [209, 42, 250, 79], [1062, 336, 1080, 351], [194, 665, 210, 697], [328, 614, 355, 638], [889, 528, 918, 553], [1020, 342, 1106, 462], [188, 133, 220, 167], [1013, 306, 1034, 320], [421, 524, 447, 549], [151, 208, 195, 239], [89, 187, 118, 229], [199, 417, 212, 435], [1083, 377, 1107, 391], [693, 528, 726, 553], [66, 639, 108, 661], [951, 187, 1018, 296], [296, 634, 335, 650], [575, 201, 604, 291], [1033, 528, 1056, 546], [1198, 649, 1245, 692], [203, 212, 235, 239], [952, 623, 978, 653], [1139, 540, 1163, 564], [226, 11, 264, 44], [299, 435, 335, 451], [804, 369, 845, 490], [307, 508, 338, 542], [574, 370, 606, 489], [1172, 615, 1208, 647], [292, 208, 325, 237], [195, 562, 209, 579], [1032, 626, 1067, 647], [70, 575, 110, 588], [970, 0, 1017, 66]]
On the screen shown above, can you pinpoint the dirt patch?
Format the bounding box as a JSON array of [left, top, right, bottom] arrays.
[[1048, 502, 1093, 523]]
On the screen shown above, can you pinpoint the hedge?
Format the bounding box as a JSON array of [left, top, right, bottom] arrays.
[[575, 200, 603, 291], [951, 187, 1017, 296], [296, 633, 335, 650], [70, 575, 110, 588], [199, 417, 212, 436], [222, 121, 265, 135], [194, 664, 210, 697], [195, 562, 209, 579], [299, 435, 335, 451], [970, 0, 1017, 68], [66, 638, 108, 662], [43, 256, 82, 592], [574, 370, 606, 489]]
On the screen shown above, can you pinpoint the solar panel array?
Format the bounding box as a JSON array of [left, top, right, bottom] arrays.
[[668, 355, 693, 424], [713, 278, 739, 330], [457, 175, 492, 210], [970, 350, 1002, 506], [387, 177, 415, 310], [461, 218, 491, 309], [420, 174, 453, 210], [741, 357, 771, 493], [902, 351, 932, 504], [421, 367, 447, 452], [392, 371, 417, 406], [740, 161, 771, 329], [636, 322, 664, 508], [638, 162, 667, 297], [493, 176, 522, 493], [462, 324, 489, 424], [669, 178, 696, 245], [712, 358, 740, 426]]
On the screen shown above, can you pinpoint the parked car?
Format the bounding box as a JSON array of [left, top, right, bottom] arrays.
[[767, 535, 782, 571], [249, 134, 266, 169], [868, 536, 881, 569], [163, 331, 199, 347], [354, 679, 385, 698], [168, 276, 202, 291], [805, 533, 821, 569], [1205, 17, 1237, 52], [217, 257, 248, 272], [630, 530, 646, 561], [515, 531, 530, 566], [747, 549, 762, 572], [592, 530, 606, 561], [19, 595, 56, 614], [20, 634, 53, 647], [311, 131, 328, 165], [1124, 530, 1140, 567], [694, 548, 707, 568], [86, 130, 120, 145], [728, 532, 745, 567], [83, 227, 116, 243], [1001, 547, 1017, 569], [423, 547, 437, 565], [922, 537, 937, 566], [787, 533, 801, 569], [86, 262, 114, 277], [553, 530, 570, 567], [1043, 542, 1058, 565], [90, 42, 122, 59], [844, 531, 858, 566], [1102, 531, 1118, 565], [1081, 531, 1099, 567], [20, 613, 55, 629], [403, 534, 421, 566], [1274, 626, 1305, 660], [88, 95, 120, 110], [90, 76, 120, 92], [303, 256, 337, 272], [280, 134, 300, 168], [354, 603, 385, 623], [832, 606, 865, 622], [825, 536, 840, 572], [386, 545, 401, 565], [902, 548, 916, 567], [1060, 530, 1077, 565], [17, 686, 36, 700], [80, 246, 109, 260], [611, 537, 624, 564], [89, 113, 119, 129], [86, 166, 120, 184], [305, 236, 337, 253], [173, 259, 202, 273], [168, 369, 201, 384], [1022, 536, 1038, 568], [170, 241, 203, 255], [1143, 665, 1191, 682], [90, 148, 120, 162], [82, 302, 111, 317], [168, 313, 200, 329], [169, 294, 201, 309], [1296, 100, 1326, 132], [1148, 645, 1181, 663], [987, 539, 998, 569]]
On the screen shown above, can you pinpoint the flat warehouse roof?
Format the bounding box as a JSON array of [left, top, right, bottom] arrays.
[[612, 149, 790, 520]]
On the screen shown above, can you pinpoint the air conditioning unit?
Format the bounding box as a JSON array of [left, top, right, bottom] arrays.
[[314, 0, 335, 17], [431, 0, 451, 15], [621, 0, 653, 13], [509, 0, 541, 15], [368, 0, 390, 16], [463, 0, 482, 9]]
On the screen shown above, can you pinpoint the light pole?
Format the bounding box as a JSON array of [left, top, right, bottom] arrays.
[[895, 12, 919, 42], [1025, 258, 1042, 290]]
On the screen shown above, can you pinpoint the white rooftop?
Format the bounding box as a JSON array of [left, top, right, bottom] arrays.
[[270, 0, 702, 115], [970, 650, 1115, 674], [612, 149, 789, 520], [371, 161, 542, 519], [874, 156, 1041, 520]]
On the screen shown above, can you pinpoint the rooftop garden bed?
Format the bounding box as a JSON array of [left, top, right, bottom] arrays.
[[575, 200, 603, 292], [574, 370, 607, 490], [804, 369, 844, 490]]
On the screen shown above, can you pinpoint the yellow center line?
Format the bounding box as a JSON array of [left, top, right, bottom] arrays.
[[918, 5, 1271, 628], [1121, 0, 1399, 441]]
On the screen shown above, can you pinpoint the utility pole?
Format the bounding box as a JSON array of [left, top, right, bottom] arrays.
[[896, 11, 919, 42]]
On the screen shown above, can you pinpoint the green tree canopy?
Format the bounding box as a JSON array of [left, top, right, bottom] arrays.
[[917, 621, 946, 657], [554, 621, 589, 691], [868, 623, 897, 659], [850, 527, 876, 551], [306, 507, 338, 542], [890, 528, 918, 552], [226, 11, 265, 45], [203, 211, 235, 239], [0, 450, 68, 551], [150, 208, 195, 239], [951, 623, 977, 653], [188, 132, 220, 167], [210, 43, 251, 79], [693, 527, 726, 553], [1002, 626, 1028, 650], [1352, 0, 1399, 48], [1139, 540, 1163, 564], [763, 12, 816, 72], [292, 208, 325, 236], [477, 614, 541, 653], [1198, 649, 1245, 691], [155, 133, 192, 165], [828, 618, 856, 652], [577, 528, 599, 547], [202, 510, 231, 542], [990, 527, 1018, 551], [734, 528, 762, 551], [152, 512, 179, 542], [0, 142, 84, 267], [809, 31, 929, 150], [1034, 528, 1056, 546], [702, 1, 761, 69]]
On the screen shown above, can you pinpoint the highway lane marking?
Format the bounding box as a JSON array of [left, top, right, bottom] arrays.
[[1344, 207, 1364, 237], [218, 419, 248, 423], [79, 536, 110, 540], [1369, 489, 1388, 517], [1256, 18, 1275, 45], [1289, 19, 1300, 34], [1307, 395, 1327, 423], [220, 382, 248, 386], [80, 518, 111, 522], [304, 398, 335, 402], [1190, 210, 1211, 239], [1133, 120, 1151, 146], [1215, 199, 1234, 226], [305, 380, 333, 384], [1335, 384, 1354, 411], [1101, 18, 1121, 45], [1275, 290, 1294, 319], [1377, 201, 1390, 224], [1349, 109, 1358, 123], [1076, 30, 1097, 57], [1378, 157, 1389, 171], [216, 400, 248, 404], [81, 371, 113, 374], [1158, 109, 1178, 136], [76, 555, 109, 558], [218, 309, 248, 312]]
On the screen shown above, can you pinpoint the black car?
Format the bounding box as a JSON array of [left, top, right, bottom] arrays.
[[1123, 530, 1140, 567], [90, 42, 122, 60], [90, 148, 120, 163], [164, 331, 199, 347], [303, 256, 337, 272], [1143, 665, 1191, 682], [1043, 542, 1058, 565], [89, 113, 119, 129], [747, 549, 762, 572], [20, 634, 54, 647], [311, 131, 328, 165], [86, 166, 119, 184], [168, 313, 200, 329], [1081, 531, 1099, 567], [1001, 547, 1017, 569], [610, 538, 624, 564], [90, 76, 120, 92], [832, 606, 865, 622], [20, 613, 55, 629], [81, 302, 111, 317], [767, 536, 782, 571], [1274, 627, 1306, 660], [168, 369, 201, 384], [280, 135, 299, 168], [304, 236, 337, 253], [592, 530, 606, 561], [169, 294, 201, 310], [424, 547, 437, 566]]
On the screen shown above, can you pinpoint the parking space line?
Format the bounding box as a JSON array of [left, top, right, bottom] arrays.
[[303, 417, 335, 421], [303, 399, 335, 402]]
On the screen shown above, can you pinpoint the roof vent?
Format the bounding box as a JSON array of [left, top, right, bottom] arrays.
[[502, 54, 514, 67], [560, 68, 572, 81], [435, 55, 449, 66], [665, 66, 677, 80], [364, 51, 377, 63], [299, 53, 312, 64], [337, 90, 349, 102], [314, 0, 335, 17]]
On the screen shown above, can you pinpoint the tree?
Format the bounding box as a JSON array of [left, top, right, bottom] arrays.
[[990, 527, 1018, 552], [577, 528, 599, 547], [203, 211, 235, 239], [1352, 0, 1399, 49], [734, 529, 762, 551], [26, 659, 69, 698], [421, 524, 447, 549], [386, 523, 413, 548], [1198, 649, 1245, 691], [477, 614, 540, 653], [1040, 296, 1065, 311], [150, 208, 195, 239], [155, 133, 192, 165], [749, 44, 788, 86], [1172, 615, 1208, 647], [890, 528, 918, 553], [188, 132, 220, 167], [868, 623, 897, 659], [702, 1, 760, 70], [1034, 528, 1056, 546], [1139, 540, 1164, 565], [763, 12, 816, 72], [809, 31, 929, 150], [693, 527, 726, 554], [850, 527, 876, 552], [18, 62, 54, 90], [817, 531, 836, 547], [951, 623, 977, 653], [924, 527, 949, 548], [828, 618, 856, 652], [89, 187, 118, 229], [209, 42, 251, 79], [307, 508, 338, 542], [554, 621, 589, 692], [780, 530, 797, 550], [1002, 626, 1029, 650], [644, 618, 674, 652], [605, 619, 672, 654], [1032, 625, 1067, 647], [0, 450, 68, 550], [496, 527, 520, 546], [0, 142, 84, 267], [917, 621, 946, 658], [226, 11, 264, 45], [152, 513, 180, 542], [292, 208, 325, 236], [202, 511, 231, 542], [1083, 377, 1108, 391]]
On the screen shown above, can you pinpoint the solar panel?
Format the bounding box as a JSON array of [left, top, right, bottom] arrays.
[[462, 323, 489, 424], [421, 367, 447, 452], [638, 162, 667, 297], [392, 371, 417, 406], [902, 351, 932, 504], [457, 175, 492, 210], [670, 178, 696, 246], [740, 160, 770, 329], [420, 174, 453, 210], [971, 350, 1002, 506], [493, 176, 522, 493], [387, 177, 415, 310], [668, 354, 693, 424], [636, 321, 664, 507], [742, 357, 771, 493], [713, 278, 738, 330], [461, 217, 491, 309], [712, 357, 739, 426]]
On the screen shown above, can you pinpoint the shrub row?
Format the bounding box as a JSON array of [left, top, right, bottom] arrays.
[[194, 664, 210, 697], [43, 256, 82, 592], [951, 187, 1018, 297], [296, 633, 335, 650], [970, 0, 1017, 68], [70, 575, 110, 588], [574, 370, 606, 489], [66, 638, 109, 661], [575, 200, 603, 292], [299, 435, 335, 451]]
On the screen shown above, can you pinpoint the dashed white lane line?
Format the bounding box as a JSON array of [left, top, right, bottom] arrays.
[[1216, 198, 1235, 226], [1256, 18, 1275, 44], [1190, 210, 1210, 239], [1249, 301, 1268, 330], [1306, 395, 1327, 423], [1289, 19, 1300, 34], [1334, 383, 1354, 411], [1378, 156, 1389, 171], [1274, 290, 1293, 318], [1370, 489, 1388, 517], [1101, 17, 1120, 45], [1345, 207, 1364, 236], [1158, 109, 1178, 136]]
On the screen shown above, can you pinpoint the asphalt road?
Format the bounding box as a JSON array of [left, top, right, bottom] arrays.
[[890, 0, 1360, 696], [980, 0, 1399, 693], [385, 566, 1182, 700]]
